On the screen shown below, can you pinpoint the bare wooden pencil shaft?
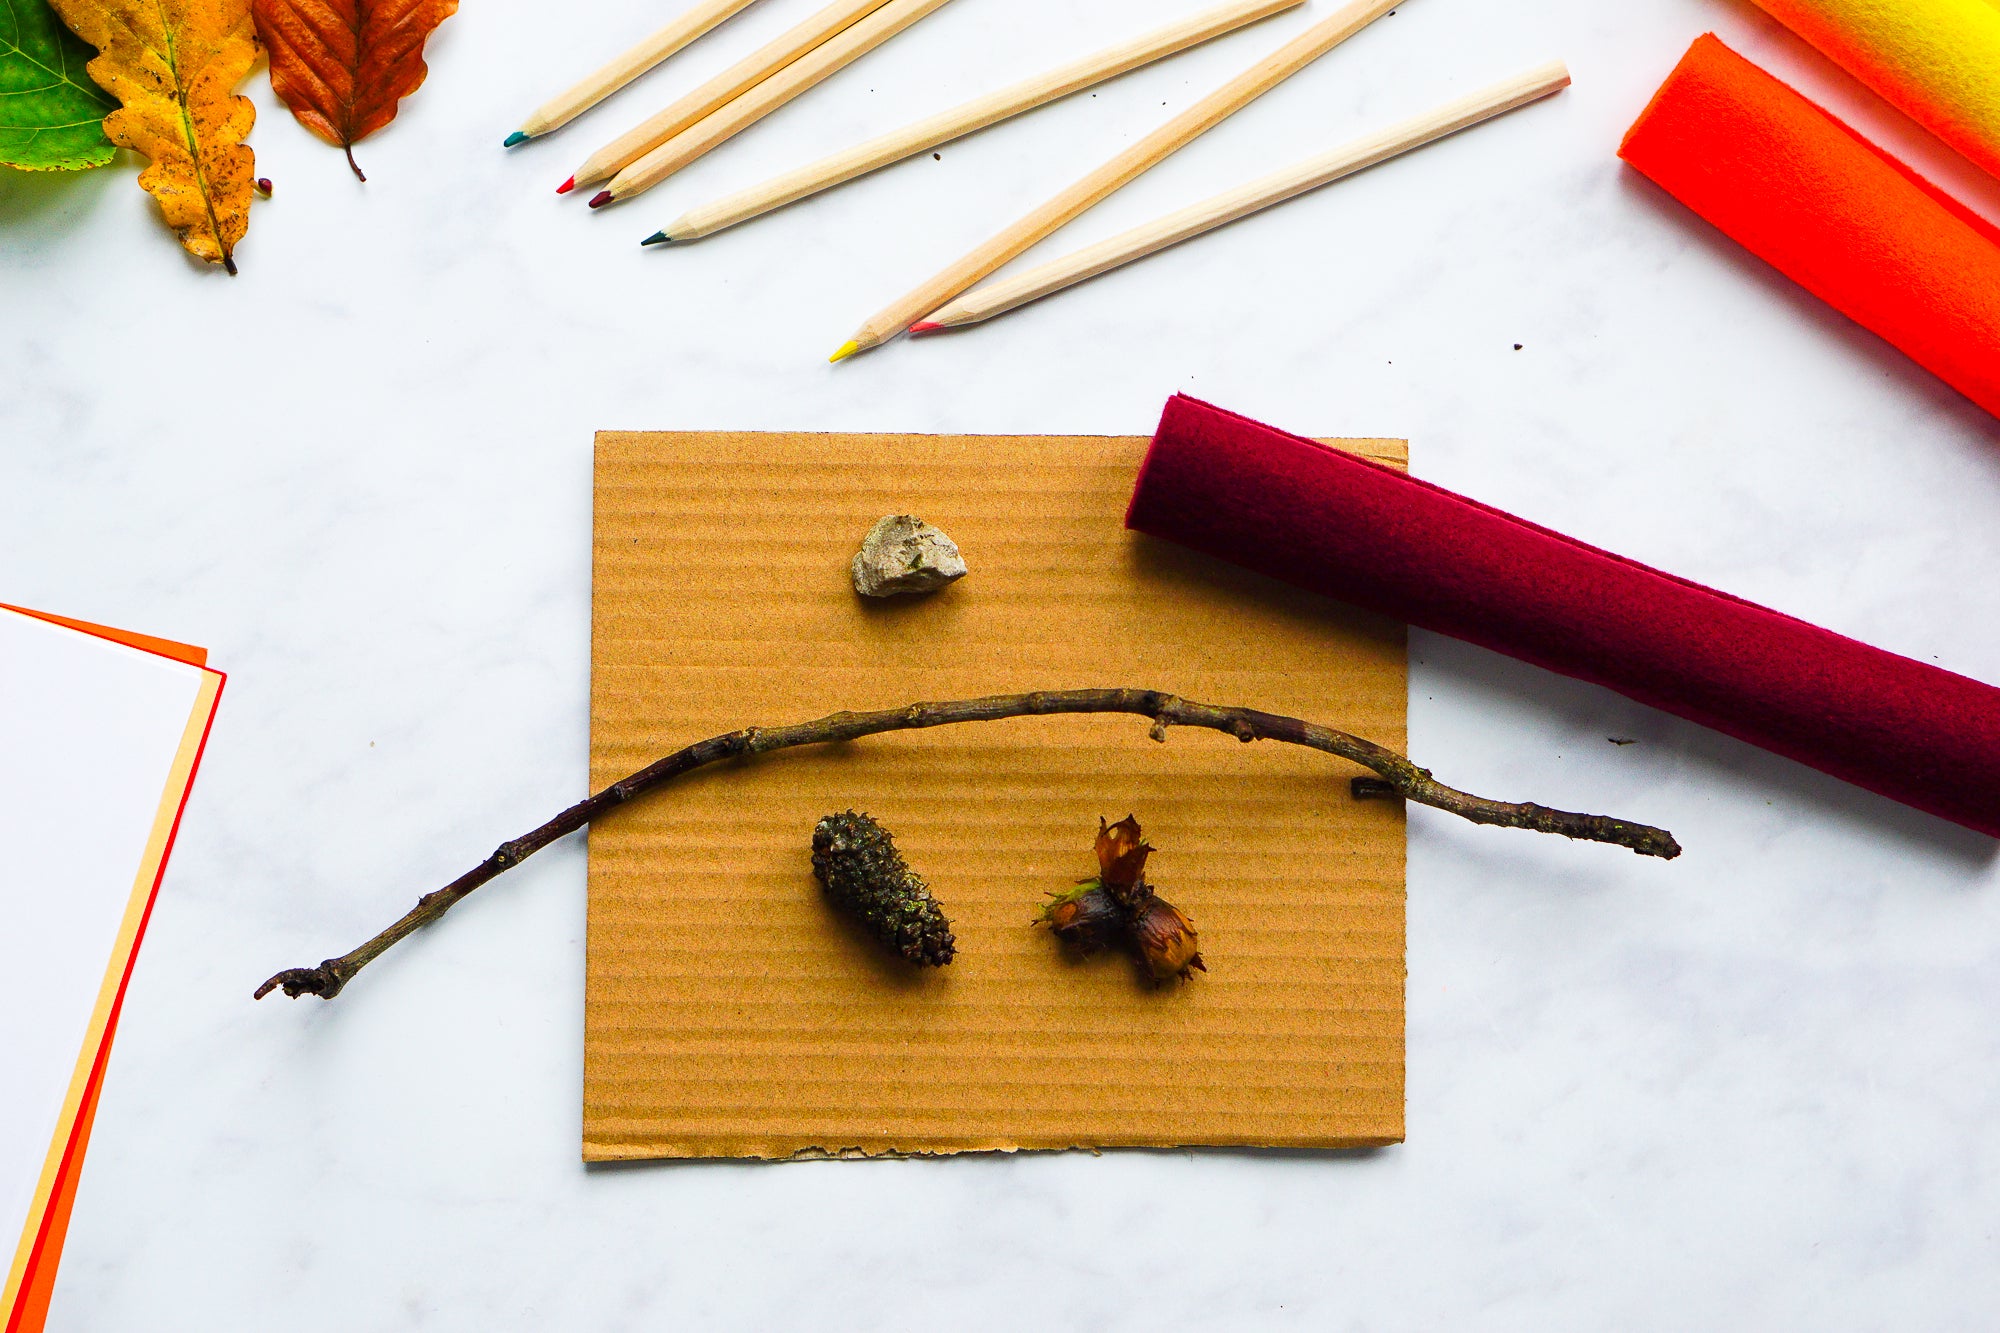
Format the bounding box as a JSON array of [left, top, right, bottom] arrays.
[[923, 61, 1572, 329], [658, 0, 1304, 242], [517, 0, 767, 140], [835, 0, 1404, 358], [607, 0, 960, 201], [572, 0, 895, 191]]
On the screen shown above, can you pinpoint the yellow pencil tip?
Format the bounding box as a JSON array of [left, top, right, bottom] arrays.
[[829, 341, 861, 364]]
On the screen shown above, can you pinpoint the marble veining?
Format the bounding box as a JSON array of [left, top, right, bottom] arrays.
[[4, 0, 1999, 1326]]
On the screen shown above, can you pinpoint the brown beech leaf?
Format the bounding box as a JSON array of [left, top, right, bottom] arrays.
[[251, 0, 458, 180]]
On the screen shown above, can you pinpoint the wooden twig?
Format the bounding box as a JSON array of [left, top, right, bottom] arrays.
[[255, 688, 1680, 1002]]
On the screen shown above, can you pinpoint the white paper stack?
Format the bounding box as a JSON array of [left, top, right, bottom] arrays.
[[1, 606, 223, 1332]]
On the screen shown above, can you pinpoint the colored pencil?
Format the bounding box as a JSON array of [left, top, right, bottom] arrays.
[[566, 0, 896, 195], [643, 0, 1305, 244], [913, 61, 1572, 333], [507, 0, 769, 145], [594, 0, 960, 207], [829, 0, 1405, 361]]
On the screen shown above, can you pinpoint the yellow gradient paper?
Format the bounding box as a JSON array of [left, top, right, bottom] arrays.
[[1752, 0, 2000, 180]]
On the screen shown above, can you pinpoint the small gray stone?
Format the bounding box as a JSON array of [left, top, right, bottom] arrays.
[[850, 514, 967, 598]]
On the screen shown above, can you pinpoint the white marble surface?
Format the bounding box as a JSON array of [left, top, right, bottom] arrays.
[[6, 0, 2000, 1326]]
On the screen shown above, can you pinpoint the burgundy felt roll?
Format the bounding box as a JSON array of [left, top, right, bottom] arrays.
[[1126, 395, 2000, 837]]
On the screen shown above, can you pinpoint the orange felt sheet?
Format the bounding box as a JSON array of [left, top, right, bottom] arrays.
[[1619, 34, 2000, 421]]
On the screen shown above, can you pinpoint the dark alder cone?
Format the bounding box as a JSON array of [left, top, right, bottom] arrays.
[[811, 811, 956, 967]]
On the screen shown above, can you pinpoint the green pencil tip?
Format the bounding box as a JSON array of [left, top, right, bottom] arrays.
[[641, 231, 671, 247], [503, 131, 529, 148]]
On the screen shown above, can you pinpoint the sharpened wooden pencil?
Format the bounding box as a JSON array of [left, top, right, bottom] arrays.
[[595, 0, 960, 207], [508, 0, 769, 145], [828, 0, 1405, 362], [566, 0, 896, 195], [643, 0, 1305, 244], [912, 61, 1572, 334]]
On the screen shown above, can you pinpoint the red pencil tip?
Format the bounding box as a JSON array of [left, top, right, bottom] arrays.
[[908, 322, 943, 336], [588, 191, 613, 209], [556, 176, 575, 194]]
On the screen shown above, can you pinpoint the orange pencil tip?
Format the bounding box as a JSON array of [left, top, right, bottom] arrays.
[[908, 322, 943, 336]]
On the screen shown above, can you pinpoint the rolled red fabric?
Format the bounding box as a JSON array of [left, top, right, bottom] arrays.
[[1126, 394, 2000, 838], [1618, 34, 2000, 421]]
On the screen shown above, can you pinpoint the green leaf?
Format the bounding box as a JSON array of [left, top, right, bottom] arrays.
[[1, 0, 114, 171]]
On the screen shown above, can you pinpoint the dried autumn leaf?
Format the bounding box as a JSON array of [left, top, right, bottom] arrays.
[[0, 0, 115, 171], [252, 0, 458, 181], [45, 0, 257, 270], [1094, 814, 1151, 892]]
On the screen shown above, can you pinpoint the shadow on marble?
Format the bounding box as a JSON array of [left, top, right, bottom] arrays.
[[0, 156, 121, 225], [1615, 170, 2000, 460], [1418, 633, 2000, 873]]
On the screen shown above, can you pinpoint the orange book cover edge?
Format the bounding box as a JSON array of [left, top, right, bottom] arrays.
[[0, 608, 223, 1333]]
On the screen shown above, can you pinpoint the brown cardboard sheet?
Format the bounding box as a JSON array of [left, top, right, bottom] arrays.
[[587, 431, 1408, 1160]]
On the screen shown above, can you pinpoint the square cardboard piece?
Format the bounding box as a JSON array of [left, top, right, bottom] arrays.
[[588, 431, 1408, 1159]]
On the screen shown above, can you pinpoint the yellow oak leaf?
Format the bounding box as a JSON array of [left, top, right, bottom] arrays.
[[46, 0, 258, 272]]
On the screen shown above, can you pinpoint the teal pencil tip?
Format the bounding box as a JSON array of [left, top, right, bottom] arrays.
[[503, 131, 529, 148], [641, 232, 671, 247]]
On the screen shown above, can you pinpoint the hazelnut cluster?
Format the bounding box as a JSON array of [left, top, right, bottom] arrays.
[[1040, 816, 1204, 981]]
